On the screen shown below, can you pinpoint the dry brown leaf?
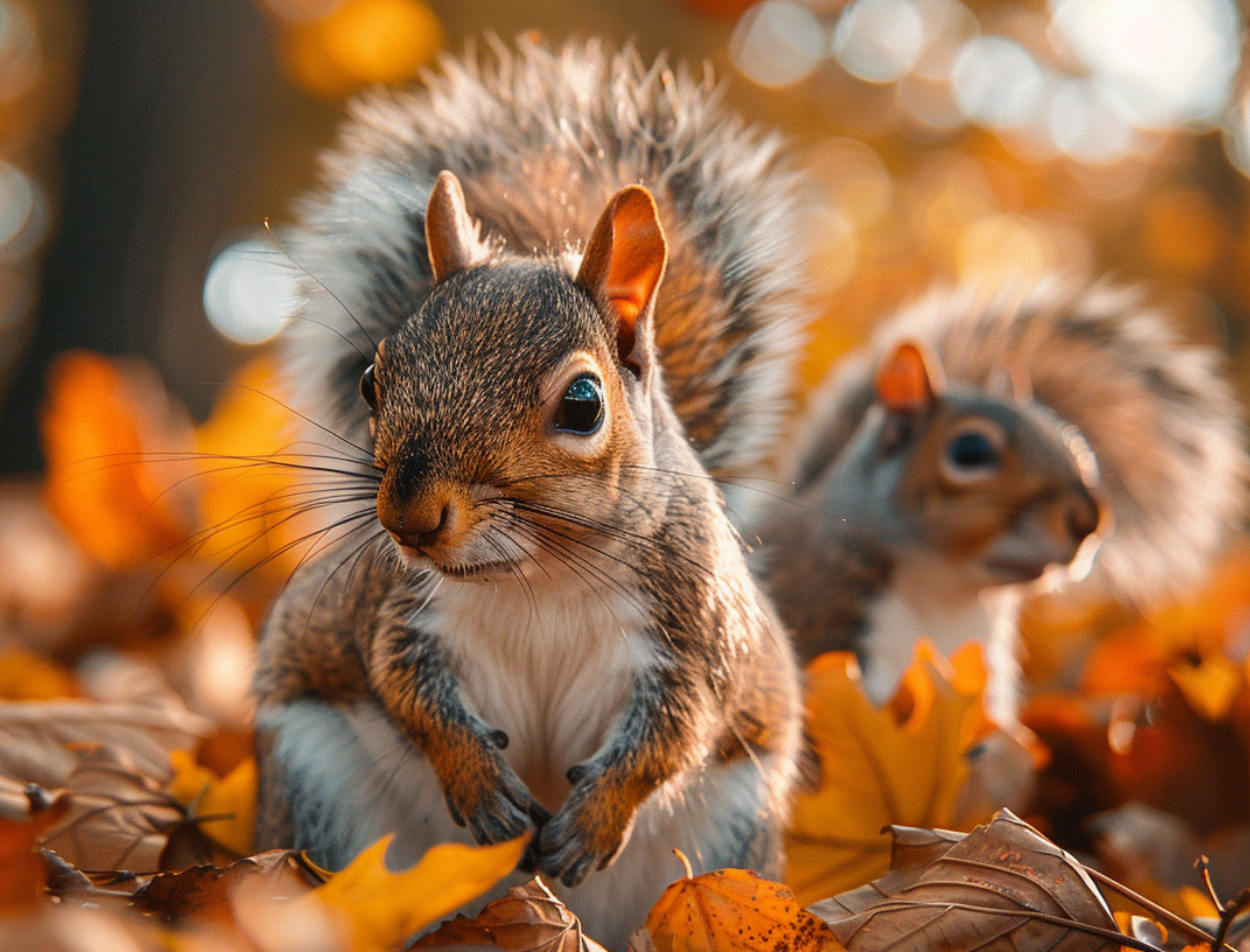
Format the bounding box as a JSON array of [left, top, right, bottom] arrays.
[[130, 850, 319, 925], [414, 877, 609, 951], [785, 642, 997, 905], [810, 810, 1129, 951], [640, 864, 844, 952], [38, 745, 198, 873], [0, 699, 209, 792]]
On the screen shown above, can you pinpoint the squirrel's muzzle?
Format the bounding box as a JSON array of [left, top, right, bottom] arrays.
[[377, 479, 463, 552]]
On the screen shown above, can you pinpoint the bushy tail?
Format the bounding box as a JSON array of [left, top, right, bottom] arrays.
[[281, 36, 811, 501], [794, 279, 1248, 604]]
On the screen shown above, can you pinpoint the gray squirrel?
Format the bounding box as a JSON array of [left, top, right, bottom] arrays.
[[751, 279, 1248, 725], [251, 38, 809, 950]]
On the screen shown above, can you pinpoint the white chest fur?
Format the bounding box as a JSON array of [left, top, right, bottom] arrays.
[[427, 574, 654, 809], [860, 577, 1023, 725]]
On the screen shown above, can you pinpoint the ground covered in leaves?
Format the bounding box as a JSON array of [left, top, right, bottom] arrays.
[[3, 350, 1250, 951]]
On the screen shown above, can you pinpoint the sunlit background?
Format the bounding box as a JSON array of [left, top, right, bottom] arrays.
[[0, 0, 1247, 914], [0, 0, 1247, 470]]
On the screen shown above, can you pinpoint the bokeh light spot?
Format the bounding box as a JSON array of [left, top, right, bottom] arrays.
[[952, 35, 1044, 128], [285, 0, 443, 97], [1051, 0, 1240, 129], [203, 239, 299, 346], [0, 159, 43, 255], [957, 213, 1056, 284], [731, 0, 826, 89], [832, 0, 924, 84]]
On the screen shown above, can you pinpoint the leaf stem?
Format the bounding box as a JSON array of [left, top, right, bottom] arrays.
[[1086, 867, 1219, 947]]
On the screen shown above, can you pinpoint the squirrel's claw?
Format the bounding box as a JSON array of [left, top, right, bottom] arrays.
[[443, 750, 537, 846], [534, 774, 635, 886]]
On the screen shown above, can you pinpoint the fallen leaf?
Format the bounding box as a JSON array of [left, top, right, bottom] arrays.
[[39, 746, 196, 873], [1169, 653, 1243, 721], [641, 864, 843, 952], [40, 351, 198, 572], [809, 811, 1129, 951], [0, 791, 69, 910], [166, 751, 257, 859], [0, 648, 78, 701], [784, 642, 996, 905], [306, 833, 528, 952], [0, 699, 210, 794], [131, 850, 319, 925], [193, 357, 305, 592], [414, 877, 609, 951]]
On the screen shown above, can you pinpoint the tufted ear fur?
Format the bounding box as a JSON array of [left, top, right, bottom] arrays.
[[875, 341, 944, 413], [576, 185, 668, 382], [425, 170, 488, 283]]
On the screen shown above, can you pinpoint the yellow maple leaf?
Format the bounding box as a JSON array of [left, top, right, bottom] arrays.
[[784, 641, 995, 906], [305, 833, 527, 952], [167, 750, 257, 858]]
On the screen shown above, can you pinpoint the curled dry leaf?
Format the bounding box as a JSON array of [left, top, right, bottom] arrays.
[[129, 849, 319, 925], [640, 865, 843, 952], [0, 699, 210, 792], [38, 745, 196, 873], [809, 810, 1140, 952], [784, 642, 997, 905], [414, 877, 609, 951], [307, 832, 528, 952]]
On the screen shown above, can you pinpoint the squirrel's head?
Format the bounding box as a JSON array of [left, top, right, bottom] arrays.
[[850, 341, 1106, 591], [363, 171, 670, 578]]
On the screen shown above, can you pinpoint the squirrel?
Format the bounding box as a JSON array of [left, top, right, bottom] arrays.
[[751, 279, 1248, 726], [251, 38, 807, 950]]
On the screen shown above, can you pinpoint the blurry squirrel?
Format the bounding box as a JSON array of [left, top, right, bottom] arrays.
[[751, 280, 1247, 725], [251, 39, 808, 949]]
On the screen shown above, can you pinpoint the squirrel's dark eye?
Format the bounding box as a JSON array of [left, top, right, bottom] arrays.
[[554, 374, 604, 435], [946, 430, 1000, 470], [360, 364, 378, 411]]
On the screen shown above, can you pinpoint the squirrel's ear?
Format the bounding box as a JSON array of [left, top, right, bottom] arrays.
[[576, 185, 668, 379], [425, 170, 487, 283], [875, 341, 944, 413]]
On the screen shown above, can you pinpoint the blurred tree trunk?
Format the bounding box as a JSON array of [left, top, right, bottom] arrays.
[[0, 0, 275, 474]]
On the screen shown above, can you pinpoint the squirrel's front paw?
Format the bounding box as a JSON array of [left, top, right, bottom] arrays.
[[442, 745, 542, 846], [535, 766, 637, 887]]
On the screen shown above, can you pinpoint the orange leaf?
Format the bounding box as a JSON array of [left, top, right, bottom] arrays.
[[193, 357, 306, 591], [0, 647, 78, 701], [1168, 653, 1243, 721], [644, 866, 844, 952], [305, 833, 527, 952], [0, 791, 68, 911], [784, 641, 996, 906], [40, 351, 198, 571], [166, 750, 257, 859]]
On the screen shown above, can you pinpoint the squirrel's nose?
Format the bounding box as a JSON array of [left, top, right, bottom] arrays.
[[378, 487, 459, 549]]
